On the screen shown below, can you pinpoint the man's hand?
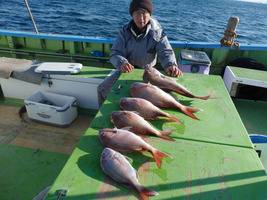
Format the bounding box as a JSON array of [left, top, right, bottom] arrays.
[[165, 65, 183, 77], [120, 63, 134, 73]]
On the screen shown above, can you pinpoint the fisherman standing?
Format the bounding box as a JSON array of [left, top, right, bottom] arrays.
[[110, 0, 182, 77]]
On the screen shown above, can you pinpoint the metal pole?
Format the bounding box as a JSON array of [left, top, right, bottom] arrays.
[[24, 0, 39, 34]]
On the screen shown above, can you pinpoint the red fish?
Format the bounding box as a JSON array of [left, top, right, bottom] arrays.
[[143, 67, 210, 100], [111, 111, 174, 141], [130, 82, 200, 120], [120, 97, 181, 124], [99, 128, 171, 168], [101, 148, 158, 200]]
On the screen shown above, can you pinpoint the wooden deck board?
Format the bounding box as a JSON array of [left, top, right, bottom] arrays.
[[0, 104, 92, 154]]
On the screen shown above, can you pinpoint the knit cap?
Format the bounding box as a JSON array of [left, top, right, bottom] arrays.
[[129, 0, 153, 15]]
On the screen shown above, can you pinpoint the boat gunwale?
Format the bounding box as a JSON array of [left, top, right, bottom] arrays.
[[1, 29, 267, 51]]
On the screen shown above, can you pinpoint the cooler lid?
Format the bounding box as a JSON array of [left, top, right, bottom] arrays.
[[180, 50, 211, 65], [35, 62, 83, 74]]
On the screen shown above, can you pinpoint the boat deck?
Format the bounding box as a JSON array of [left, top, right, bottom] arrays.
[[0, 98, 93, 199], [234, 99, 267, 135], [0, 99, 92, 154], [46, 69, 267, 200]]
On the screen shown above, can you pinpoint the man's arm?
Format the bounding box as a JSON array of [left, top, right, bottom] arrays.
[[155, 33, 182, 77], [110, 30, 134, 72]]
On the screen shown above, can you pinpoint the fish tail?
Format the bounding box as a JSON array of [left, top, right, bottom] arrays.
[[138, 186, 159, 200], [151, 149, 171, 168], [164, 114, 183, 124], [158, 130, 175, 141], [181, 106, 200, 120]]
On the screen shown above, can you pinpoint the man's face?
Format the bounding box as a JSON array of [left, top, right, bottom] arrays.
[[132, 9, 151, 29]]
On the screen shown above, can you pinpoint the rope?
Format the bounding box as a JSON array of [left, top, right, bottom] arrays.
[[220, 29, 239, 47], [220, 16, 240, 48], [24, 0, 39, 34]]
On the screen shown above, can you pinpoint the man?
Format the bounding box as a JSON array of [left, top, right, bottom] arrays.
[[110, 0, 182, 77]]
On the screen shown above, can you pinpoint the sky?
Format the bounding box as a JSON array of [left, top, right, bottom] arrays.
[[237, 0, 267, 3]]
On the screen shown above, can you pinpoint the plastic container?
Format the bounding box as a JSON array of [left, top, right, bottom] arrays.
[[25, 91, 77, 126], [178, 49, 211, 74], [34, 62, 83, 74]]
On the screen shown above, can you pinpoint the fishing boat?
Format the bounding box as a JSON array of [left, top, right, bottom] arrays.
[[1, 5, 267, 200]]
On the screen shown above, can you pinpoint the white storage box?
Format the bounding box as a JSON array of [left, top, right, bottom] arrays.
[[178, 50, 211, 74], [223, 66, 267, 97], [34, 62, 83, 74], [25, 91, 77, 126]]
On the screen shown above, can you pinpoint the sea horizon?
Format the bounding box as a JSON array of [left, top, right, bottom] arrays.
[[0, 0, 267, 44]]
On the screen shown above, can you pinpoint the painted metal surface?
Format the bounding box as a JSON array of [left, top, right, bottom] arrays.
[[230, 66, 267, 82], [223, 66, 267, 97], [47, 127, 267, 200], [234, 99, 267, 135], [1, 29, 267, 51], [47, 69, 267, 199], [1, 29, 267, 76], [92, 69, 253, 148], [0, 144, 68, 200]]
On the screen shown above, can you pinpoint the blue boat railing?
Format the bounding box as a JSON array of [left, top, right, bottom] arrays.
[[1, 29, 267, 51]]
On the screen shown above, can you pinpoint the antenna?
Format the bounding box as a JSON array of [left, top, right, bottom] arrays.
[[24, 0, 39, 34]]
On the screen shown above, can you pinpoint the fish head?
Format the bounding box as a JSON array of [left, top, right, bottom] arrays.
[[120, 97, 138, 109], [101, 147, 116, 162], [111, 111, 120, 121], [119, 97, 129, 109], [99, 128, 116, 141], [130, 82, 147, 97], [110, 111, 123, 123], [111, 111, 128, 125], [144, 67, 163, 81]]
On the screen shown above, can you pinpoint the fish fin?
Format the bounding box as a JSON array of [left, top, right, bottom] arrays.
[[133, 147, 144, 152], [158, 130, 175, 141], [158, 134, 175, 141], [138, 186, 159, 200], [181, 106, 200, 120], [123, 155, 133, 163], [132, 111, 141, 116], [121, 126, 132, 131], [196, 94, 210, 100], [111, 127, 118, 133], [151, 149, 171, 168]]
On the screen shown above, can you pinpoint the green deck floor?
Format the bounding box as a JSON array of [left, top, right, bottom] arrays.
[[0, 144, 68, 200], [47, 69, 267, 200], [234, 99, 267, 135]]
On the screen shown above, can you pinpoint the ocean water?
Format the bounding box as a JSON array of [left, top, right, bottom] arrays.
[[0, 0, 267, 44]]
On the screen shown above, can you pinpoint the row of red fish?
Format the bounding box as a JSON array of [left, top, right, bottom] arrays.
[[99, 67, 210, 200]]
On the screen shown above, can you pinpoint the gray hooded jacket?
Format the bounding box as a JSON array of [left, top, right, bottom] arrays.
[[110, 18, 177, 70]]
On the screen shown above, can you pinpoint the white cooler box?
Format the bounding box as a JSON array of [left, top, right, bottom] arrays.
[[178, 49, 211, 74], [25, 91, 77, 126]]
